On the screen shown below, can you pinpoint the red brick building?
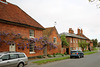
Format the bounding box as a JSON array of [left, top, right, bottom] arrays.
[[43, 27, 66, 54], [0, 0, 45, 57], [60, 28, 93, 54]]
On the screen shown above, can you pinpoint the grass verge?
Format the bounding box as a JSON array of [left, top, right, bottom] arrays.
[[33, 56, 70, 64], [84, 51, 98, 55]]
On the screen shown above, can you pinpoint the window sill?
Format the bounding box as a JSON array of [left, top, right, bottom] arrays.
[[29, 52, 35, 54], [29, 36, 35, 38]]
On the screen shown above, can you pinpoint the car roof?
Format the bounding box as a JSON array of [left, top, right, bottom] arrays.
[[71, 50, 82, 51], [0, 51, 25, 55]]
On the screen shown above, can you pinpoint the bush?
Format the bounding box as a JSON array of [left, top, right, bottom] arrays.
[[37, 55, 43, 58], [53, 53, 56, 57], [56, 53, 62, 55], [47, 54, 52, 57], [64, 52, 67, 55], [61, 54, 64, 56]]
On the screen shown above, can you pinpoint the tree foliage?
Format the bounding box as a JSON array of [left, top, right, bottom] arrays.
[[60, 34, 69, 47], [78, 40, 88, 51], [92, 39, 98, 47], [89, 0, 100, 8]]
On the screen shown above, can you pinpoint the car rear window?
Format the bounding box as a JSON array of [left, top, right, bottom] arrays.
[[71, 51, 77, 53], [18, 54, 25, 58]]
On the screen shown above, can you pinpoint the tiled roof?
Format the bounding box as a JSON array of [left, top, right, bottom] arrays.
[[43, 27, 54, 36], [0, 2, 44, 29], [60, 32, 87, 40]]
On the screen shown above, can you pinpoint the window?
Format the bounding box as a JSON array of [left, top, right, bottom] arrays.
[[29, 29, 34, 38], [70, 38, 72, 43], [76, 40, 77, 43], [1, 55, 9, 61], [29, 43, 35, 53], [9, 54, 18, 59], [73, 39, 75, 43], [53, 37, 57, 44], [18, 54, 25, 58]]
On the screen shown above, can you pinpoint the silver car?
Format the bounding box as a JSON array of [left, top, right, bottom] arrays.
[[0, 52, 28, 67]]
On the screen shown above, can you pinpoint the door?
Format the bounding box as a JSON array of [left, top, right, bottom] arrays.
[[8, 54, 18, 67], [0, 54, 10, 67], [43, 46, 47, 56], [9, 43, 16, 51]]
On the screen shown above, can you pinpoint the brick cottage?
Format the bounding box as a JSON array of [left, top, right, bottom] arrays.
[[60, 28, 93, 54], [43, 27, 66, 55], [0, 0, 45, 57]]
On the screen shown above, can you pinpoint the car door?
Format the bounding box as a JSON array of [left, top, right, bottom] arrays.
[[0, 54, 10, 67], [8, 54, 19, 67]]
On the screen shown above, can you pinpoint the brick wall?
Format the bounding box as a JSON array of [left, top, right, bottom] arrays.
[[0, 22, 44, 57], [47, 27, 62, 55]]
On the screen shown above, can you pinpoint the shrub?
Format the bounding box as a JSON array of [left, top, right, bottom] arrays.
[[53, 53, 56, 57], [61, 54, 64, 56], [37, 55, 43, 58], [64, 52, 67, 55], [47, 54, 52, 57]]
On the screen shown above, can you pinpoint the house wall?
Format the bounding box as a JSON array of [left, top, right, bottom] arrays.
[[0, 22, 43, 57], [47, 28, 63, 55]]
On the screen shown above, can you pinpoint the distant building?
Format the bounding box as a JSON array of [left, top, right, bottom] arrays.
[[60, 28, 93, 54]]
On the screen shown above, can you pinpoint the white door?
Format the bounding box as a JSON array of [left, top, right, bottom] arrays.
[[9, 43, 16, 51]]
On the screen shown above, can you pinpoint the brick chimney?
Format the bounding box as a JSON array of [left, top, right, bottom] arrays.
[[1, 0, 6, 2], [69, 28, 74, 34], [81, 29, 83, 34], [77, 28, 81, 35]]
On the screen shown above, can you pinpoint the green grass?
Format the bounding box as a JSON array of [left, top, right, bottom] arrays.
[[84, 51, 98, 55], [33, 56, 70, 64]]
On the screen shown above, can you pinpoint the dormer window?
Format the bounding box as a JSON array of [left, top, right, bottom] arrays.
[[0, 0, 8, 4]]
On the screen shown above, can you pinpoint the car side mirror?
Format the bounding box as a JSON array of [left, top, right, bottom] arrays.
[[0, 59, 2, 62]]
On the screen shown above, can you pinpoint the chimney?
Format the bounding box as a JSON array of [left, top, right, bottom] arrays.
[[77, 28, 81, 35], [1, 0, 6, 2], [81, 29, 83, 34], [69, 28, 74, 34]]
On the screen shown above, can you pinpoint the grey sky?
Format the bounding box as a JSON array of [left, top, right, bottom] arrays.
[[7, 0, 100, 41]]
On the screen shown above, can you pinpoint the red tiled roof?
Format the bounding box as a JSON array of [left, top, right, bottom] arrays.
[[43, 27, 54, 36], [0, 2, 44, 29]]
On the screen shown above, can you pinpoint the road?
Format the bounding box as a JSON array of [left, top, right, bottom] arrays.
[[26, 52, 100, 67]]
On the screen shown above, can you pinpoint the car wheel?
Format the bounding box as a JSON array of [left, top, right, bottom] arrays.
[[18, 63, 24, 67], [70, 56, 72, 59]]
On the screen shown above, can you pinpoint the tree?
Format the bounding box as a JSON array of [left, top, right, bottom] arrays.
[[78, 40, 88, 51], [60, 34, 69, 47], [92, 39, 98, 47], [89, 0, 100, 8]]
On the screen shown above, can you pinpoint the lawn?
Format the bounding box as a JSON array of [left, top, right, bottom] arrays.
[[84, 51, 98, 55], [33, 56, 70, 64]]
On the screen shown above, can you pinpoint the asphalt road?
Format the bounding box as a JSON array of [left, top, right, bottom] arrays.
[[26, 52, 100, 67]]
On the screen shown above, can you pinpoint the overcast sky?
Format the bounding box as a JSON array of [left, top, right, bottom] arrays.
[[7, 0, 100, 41]]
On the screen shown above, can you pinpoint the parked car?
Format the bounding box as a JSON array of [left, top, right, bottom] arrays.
[[0, 51, 28, 67], [70, 50, 84, 58]]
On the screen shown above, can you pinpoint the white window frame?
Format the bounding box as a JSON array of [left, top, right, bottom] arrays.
[[29, 43, 35, 54], [70, 38, 72, 43], [53, 37, 57, 44], [29, 29, 34, 38]]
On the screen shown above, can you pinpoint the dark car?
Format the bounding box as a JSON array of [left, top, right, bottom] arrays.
[[70, 50, 84, 58]]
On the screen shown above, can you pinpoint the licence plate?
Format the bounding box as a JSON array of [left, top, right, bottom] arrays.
[[72, 53, 75, 54]]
